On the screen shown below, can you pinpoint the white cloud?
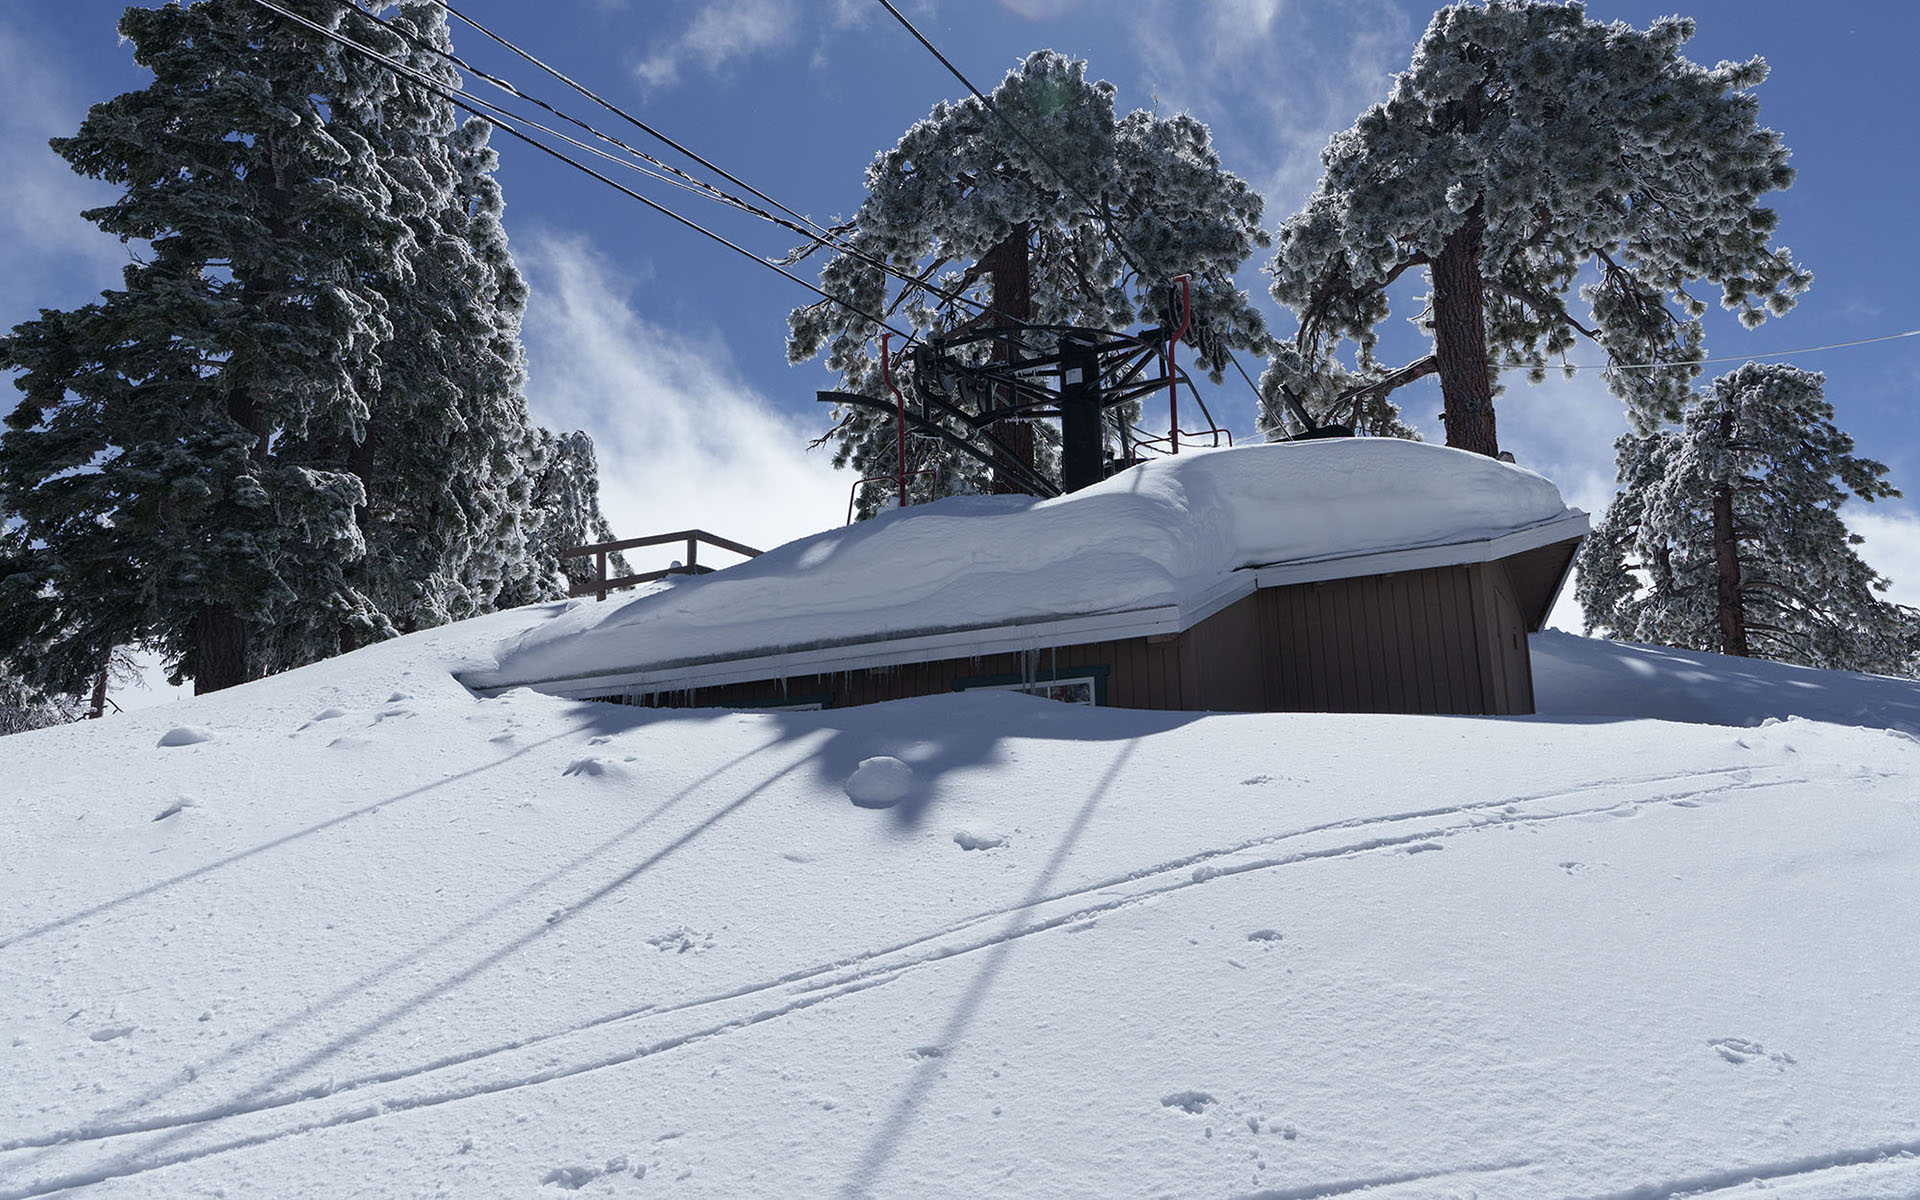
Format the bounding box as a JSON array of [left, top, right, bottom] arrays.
[[519, 233, 848, 567], [1848, 507, 1920, 610], [634, 0, 798, 91]]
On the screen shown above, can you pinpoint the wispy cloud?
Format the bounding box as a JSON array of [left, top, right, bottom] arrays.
[[1113, 0, 1413, 378], [519, 233, 848, 563], [1125, 0, 1411, 217], [634, 0, 799, 91]]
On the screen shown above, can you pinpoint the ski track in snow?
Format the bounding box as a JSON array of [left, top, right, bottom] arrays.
[[1575, 1142, 1920, 1200], [0, 758, 1872, 1199]]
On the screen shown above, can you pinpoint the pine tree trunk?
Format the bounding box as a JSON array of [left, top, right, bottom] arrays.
[[87, 660, 109, 719], [1432, 203, 1499, 458], [195, 603, 250, 694], [984, 223, 1035, 493], [1712, 481, 1749, 657]]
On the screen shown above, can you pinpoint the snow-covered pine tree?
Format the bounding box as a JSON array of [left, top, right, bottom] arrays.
[[1576, 363, 1918, 674], [299, 2, 549, 636], [2, 1, 617, 694], [788, 50, 1271, 516], [0, 0, 407, 694], [1263, 0, 1811, 454], [505, 428, 623, 603]]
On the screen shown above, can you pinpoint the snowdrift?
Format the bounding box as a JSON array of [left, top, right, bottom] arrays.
[[3, 586, 1919, 1197]]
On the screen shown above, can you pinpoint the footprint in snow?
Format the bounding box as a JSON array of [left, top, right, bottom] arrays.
[[562, 756, 628, 778], [645, 927, 714, 954], [1161, 1090, 1214, 1115], [90, 1026, 135, 1043], [1246, 929, 1284, 943], [1708, 1036, 1796, 1068]]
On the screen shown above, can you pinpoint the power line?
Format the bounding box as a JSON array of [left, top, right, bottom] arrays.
[[241, 0, 918, 343], [295, 0, 1020, 336], [414, 0, 1027, 331], [352, 2, 834, 243], [1499, 327, 1920, 374]]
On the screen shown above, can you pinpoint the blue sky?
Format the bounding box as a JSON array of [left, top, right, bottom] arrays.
[[4, 0, 1918, 621]]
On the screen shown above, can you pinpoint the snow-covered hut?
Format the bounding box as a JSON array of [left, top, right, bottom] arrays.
[[461, 440, 1588, 715]]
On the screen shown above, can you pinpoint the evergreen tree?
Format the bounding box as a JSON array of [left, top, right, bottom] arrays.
[[0, 0, 406, 693], [1577, 363, 1918, 674], [1, 0, 619, 694], [304, 2, 548, 635], [1263, 0, 1811, 454], [787, 50, 1271, 514], [504, 428, 623, 603]]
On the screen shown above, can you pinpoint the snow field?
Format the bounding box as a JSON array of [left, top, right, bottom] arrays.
[[1, 617, 1918, 1196]]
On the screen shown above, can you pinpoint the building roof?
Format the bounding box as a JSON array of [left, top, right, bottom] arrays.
[[461, 439, 1589, 699]]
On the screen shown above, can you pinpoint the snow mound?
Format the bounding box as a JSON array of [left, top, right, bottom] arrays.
[[845, 756, 915, 809], [1532, 631, 1920, 735], [466, 439, 1574, 690], [155, 725, 217, 747]]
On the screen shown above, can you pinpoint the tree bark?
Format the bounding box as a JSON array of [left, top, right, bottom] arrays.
[[87, 659, 109, 719], [195, 602, 250, 694], [1712, 481, 1749, 657], [1432, 203, 1499, 457], [983, 222, 1035, 493]]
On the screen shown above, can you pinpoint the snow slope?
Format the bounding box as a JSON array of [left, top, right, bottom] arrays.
[[3, 609, 1919, 1198], [466, 439, 1577, 691]]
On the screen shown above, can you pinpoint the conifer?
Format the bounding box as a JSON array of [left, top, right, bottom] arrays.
[[1264, 0, 1810, 454]]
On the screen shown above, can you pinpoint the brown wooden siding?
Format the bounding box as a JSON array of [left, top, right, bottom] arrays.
[[603, 559, 1549, 717], [1245, 563, 1532, 715]]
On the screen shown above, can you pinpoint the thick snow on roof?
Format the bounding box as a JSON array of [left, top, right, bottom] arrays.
[[466, 437, 1577, 691]]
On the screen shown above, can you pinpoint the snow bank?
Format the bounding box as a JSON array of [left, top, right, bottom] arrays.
[[3, 610, 1919, 1198], [1533, 630, 1920, 735], [466, 438, 1574, 690]]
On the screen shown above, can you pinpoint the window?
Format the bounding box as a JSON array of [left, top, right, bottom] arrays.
[[952, 664, 1109, 707]]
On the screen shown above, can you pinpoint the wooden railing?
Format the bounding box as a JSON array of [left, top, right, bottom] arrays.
[[562, 529, 764, 601]]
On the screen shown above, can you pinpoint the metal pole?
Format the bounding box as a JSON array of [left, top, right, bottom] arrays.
[[881, 333, 907, 509], [1166, 274, 1191, 455]]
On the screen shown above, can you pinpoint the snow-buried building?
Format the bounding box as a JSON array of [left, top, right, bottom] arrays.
[[462, 440, 1588, 715]]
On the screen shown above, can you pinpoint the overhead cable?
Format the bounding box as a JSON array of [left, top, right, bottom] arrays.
[[418, 0, 1028, 331], [1500, 326, 1920, 374], [241, 0, 918, 343]]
